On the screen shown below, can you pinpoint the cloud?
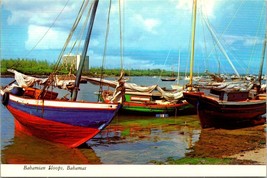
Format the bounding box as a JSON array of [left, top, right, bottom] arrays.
[[3, 0, 79, 26], [222, 34, 264, 47], [3, 0, 220, 53], [25, 25, 68, 50], [132, 14, 160, 34], [2, 0, 265, 75], [243, 36, 264, 47], [175, 0, 192, 11], [175, 0, 219, 19], [87, 51, 159, 69]]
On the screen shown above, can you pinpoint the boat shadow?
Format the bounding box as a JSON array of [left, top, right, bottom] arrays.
[[1, 131, 101, 164], [209, 116, 266, 130]]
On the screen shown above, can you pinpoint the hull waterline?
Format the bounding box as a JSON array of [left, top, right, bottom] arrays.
[[1, 90, 120, 147], [122, 101, 194, 115], [183, 91, 266, 128]]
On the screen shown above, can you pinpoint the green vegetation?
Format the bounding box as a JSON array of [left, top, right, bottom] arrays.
[[120, 128, 130, 137], [1, 58, 190, 77], [1, 58, 54, 75], [150, 157, 234, 165], [116, 117, 185, 128]]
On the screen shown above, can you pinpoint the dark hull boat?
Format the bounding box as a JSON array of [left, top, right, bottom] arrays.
[[0, 0, 121, 147], [183, 0, 266, 129], [183, 90, 266, 128], [161, 77, 176, 82]]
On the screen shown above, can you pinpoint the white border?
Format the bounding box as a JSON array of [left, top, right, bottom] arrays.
[[1, 165, 266, 177]]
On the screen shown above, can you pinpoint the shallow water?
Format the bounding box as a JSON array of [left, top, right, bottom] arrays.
[[0, 76, 202, 164]]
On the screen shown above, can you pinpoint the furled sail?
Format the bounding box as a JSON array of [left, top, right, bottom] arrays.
[[4, 69, 48, 92]]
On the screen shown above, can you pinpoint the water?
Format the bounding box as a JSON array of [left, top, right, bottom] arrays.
[[0, 77, 201, 164]]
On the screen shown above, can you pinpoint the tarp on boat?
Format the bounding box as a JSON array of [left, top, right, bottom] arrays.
[[85, 77, 157, 92], [8, 69, 48, 88], [83, 77, 117, 88], [213, 81, 254, 91], [54, 74, 76, 90], [5, 69, 48, 91], [85, 77, 183, 102], [6, 69, 77, 91], [156, 86, 183, 101]]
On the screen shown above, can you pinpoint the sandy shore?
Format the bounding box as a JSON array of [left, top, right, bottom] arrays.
[[227, 147, 266, 165]]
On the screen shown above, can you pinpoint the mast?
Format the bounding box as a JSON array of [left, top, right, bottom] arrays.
[[258, 29, 267, 86], [189, 0, 197, 90], [177, 50, 180, 84], [72, 0, 99, 101]]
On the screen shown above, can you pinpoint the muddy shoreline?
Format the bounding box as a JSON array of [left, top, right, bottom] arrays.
[[186, 124, 266, 165]]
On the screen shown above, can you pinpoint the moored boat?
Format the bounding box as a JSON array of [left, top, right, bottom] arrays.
[[161, 77, 176, 82], [86, 76, 194, 115], [184, 88, 266, 128], [1, 89, 120, 147], [183, 0, 266, 128], [103, 90, 191, 115], [0, 0, 121, 147]]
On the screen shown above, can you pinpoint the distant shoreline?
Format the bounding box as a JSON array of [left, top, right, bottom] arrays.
[[0, 74, 49, 78]]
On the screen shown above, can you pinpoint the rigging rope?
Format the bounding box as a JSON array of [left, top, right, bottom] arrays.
[[40, 0, 91, 96], [157, 49, 172, 83], [119, 0, 124, 70], [24, 0, 70, 59], [53, 0, 90, 72], [246, 3, 265, 74], [200, 0, 244, 74], [75, 4, 92, 56], [64, 1, 93, 73], [98, 0, 112, 101], [199, 6, 208, 72]]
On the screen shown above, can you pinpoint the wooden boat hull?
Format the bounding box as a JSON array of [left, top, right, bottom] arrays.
[[161, 77, 176, 81], [121, 101, 192, 115], [102, 90, 194, 115], [183, 92, 266, 128], [1, 90, 120, 147], [183, 91, 204, 108]]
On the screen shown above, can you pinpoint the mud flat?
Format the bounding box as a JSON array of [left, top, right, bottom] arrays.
[[227, 147, 266, 164], [186, 124, 266, 165]]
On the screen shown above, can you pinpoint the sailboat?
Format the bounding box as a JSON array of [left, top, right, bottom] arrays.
[[85, 74, 192, 115], [83, 1, 193, 116], [171, 50, 184, 91], [0, 0, 121, 148], [183, 0, 266, 128], [161, 66, 177, 81]]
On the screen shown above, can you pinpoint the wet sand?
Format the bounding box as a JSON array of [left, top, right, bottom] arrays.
[[228, 147, 266, 164], [186, 124, 266, 165]]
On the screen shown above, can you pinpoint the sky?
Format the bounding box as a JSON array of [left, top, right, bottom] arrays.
[[1, 0, 266, 75]]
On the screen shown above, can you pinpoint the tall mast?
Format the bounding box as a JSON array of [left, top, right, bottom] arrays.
[[72, 0, 99, 101], [177, 50, 180, 84], [258, 28, 267, 86], [189, 0, 197, 90]]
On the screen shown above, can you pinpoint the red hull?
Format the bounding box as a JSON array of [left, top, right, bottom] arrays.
[[8, 106, 100, 148]]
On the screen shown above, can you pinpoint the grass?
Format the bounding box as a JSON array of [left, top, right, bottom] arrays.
[[110, 115, 201, 137], [150, 157, 234, 165], [115, 115, 199, 127], [121, 128, 130, 137]]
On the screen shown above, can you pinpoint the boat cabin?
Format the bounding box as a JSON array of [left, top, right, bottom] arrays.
[[210, 88, 249, 101]]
